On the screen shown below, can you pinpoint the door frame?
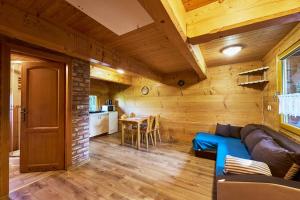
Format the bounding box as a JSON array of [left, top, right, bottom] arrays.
[[0, 40, 73, 198]]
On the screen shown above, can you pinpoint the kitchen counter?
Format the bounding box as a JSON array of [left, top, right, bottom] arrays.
[[89, 111, 118, 137], [89, 111, 108, 114]]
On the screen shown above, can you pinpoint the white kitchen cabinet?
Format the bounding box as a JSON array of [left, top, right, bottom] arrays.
[[108, 111, 118, 134], [89, 112, 109, 137]]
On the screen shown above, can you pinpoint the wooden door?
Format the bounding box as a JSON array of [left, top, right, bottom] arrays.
[[20, 61, 65, 172]]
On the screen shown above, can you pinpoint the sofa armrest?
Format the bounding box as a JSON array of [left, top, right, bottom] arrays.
[[217, 175, 300, 200]]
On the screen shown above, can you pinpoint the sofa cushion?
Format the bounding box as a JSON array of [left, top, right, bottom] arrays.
[[229, 125, 242, 138], [224, 155, 272, 176], [252, 139, 295, 177], [240, 124, 260, 142], [215, 123, 230, 137], [259, 125, 300, 154], [244, 129, 272, 153]]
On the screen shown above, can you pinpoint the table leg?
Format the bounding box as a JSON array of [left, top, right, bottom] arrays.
[[121, 122, 125, 145], [137, 122, 141, 150]]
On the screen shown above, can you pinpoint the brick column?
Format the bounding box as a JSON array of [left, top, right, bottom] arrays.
[[71, 59, 90, 166]]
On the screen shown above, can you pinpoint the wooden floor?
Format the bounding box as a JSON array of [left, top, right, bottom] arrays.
[[9, 156, 60, 193], [9, 134, 215, 200]]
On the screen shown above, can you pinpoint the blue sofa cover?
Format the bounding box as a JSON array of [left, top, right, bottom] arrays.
[[193, 132, 251, 176]]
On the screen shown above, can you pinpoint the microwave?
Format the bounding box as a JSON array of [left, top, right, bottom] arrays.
[[102, 105, 115, 112]]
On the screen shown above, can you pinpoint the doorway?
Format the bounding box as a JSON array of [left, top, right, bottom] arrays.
[[9, 52, 66, 192]]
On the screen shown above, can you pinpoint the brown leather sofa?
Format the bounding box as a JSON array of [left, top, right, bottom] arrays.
[[216, 124, 300, 200]]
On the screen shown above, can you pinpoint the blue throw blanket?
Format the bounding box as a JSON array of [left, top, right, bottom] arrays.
[[193, 132, 251, 176]]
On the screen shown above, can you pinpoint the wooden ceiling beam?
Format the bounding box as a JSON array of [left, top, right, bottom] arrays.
[[182, 0, 218, 12], [0, 2, 161, 81], [186, 0, 300, 44], [90, 64, 132, 85], [138, 0, 207, 80]]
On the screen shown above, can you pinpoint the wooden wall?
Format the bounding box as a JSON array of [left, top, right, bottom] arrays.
[[262, 23, 300, 142], [90, 78, 129, 110], [90, 79, 111, 109], [113, 61, 264, 143]]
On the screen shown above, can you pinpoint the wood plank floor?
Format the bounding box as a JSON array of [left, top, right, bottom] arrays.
[[9, 156, 60, 193], [9, 134, 215, 200]]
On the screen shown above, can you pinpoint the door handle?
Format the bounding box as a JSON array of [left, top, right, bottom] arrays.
[[21, 108, 27, 121]]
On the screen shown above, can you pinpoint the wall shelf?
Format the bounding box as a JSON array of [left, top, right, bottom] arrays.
[[238, 80, 269, 86], [238, 66, 269, 88], [238, 66, 269, 75]]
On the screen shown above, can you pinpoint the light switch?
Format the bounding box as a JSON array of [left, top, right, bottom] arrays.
[[267, 105, 272, 111]]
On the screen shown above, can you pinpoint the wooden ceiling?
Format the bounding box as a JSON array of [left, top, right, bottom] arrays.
[[3, 0, 298, 74], [106, 24, 190, 73], [5, 0, 118, 43], [199, 23, 297, 67], [3, 0, 190, 74]]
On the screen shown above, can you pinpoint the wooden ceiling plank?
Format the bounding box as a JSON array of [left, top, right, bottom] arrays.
[[199, 23, 296, 67], [182, 0, 218, 12], [90, 64, 132, 85], [186, 0, 300, 44], [105, 23, 192, 73], [0, 2, 161, 81], [138, 0, 207, 80]]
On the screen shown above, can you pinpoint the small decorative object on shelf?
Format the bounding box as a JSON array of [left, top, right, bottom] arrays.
[[238, 66, 269, 88]]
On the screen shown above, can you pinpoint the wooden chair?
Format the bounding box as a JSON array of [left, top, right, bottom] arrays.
[[141, 116, 155, 150], [129, 112, 136, 117], [129, 113, 139, 129], [153, 115, 161, 146], [121, 114, 137, 146], [120, 114, 128, 119]]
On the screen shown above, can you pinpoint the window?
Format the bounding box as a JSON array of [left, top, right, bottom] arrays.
[[89, 95, 98, 112], [279, 41, 300, 134]]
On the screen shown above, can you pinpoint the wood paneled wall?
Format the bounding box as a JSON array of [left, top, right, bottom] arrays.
[[113, 61, 264, 142], [90, 79, 111, 109], [90, 79, 129, 110], [262, 23, 300, 142]]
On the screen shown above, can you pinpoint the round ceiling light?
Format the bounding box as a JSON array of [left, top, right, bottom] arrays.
[[116, 69, 125, 74], [222, 45, 242, 56]]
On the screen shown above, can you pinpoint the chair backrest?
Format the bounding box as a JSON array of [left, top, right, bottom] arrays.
[[120, 114, 128, 119], [146, 116, 155, 133], [154, 115, 160, 129], [129, 112, 136, 118]]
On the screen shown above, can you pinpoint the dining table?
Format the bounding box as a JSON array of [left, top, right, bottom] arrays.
[[119, 116, 148, 149]]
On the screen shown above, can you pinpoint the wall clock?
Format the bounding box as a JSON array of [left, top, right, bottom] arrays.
[[141, 86, 149, 95]]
